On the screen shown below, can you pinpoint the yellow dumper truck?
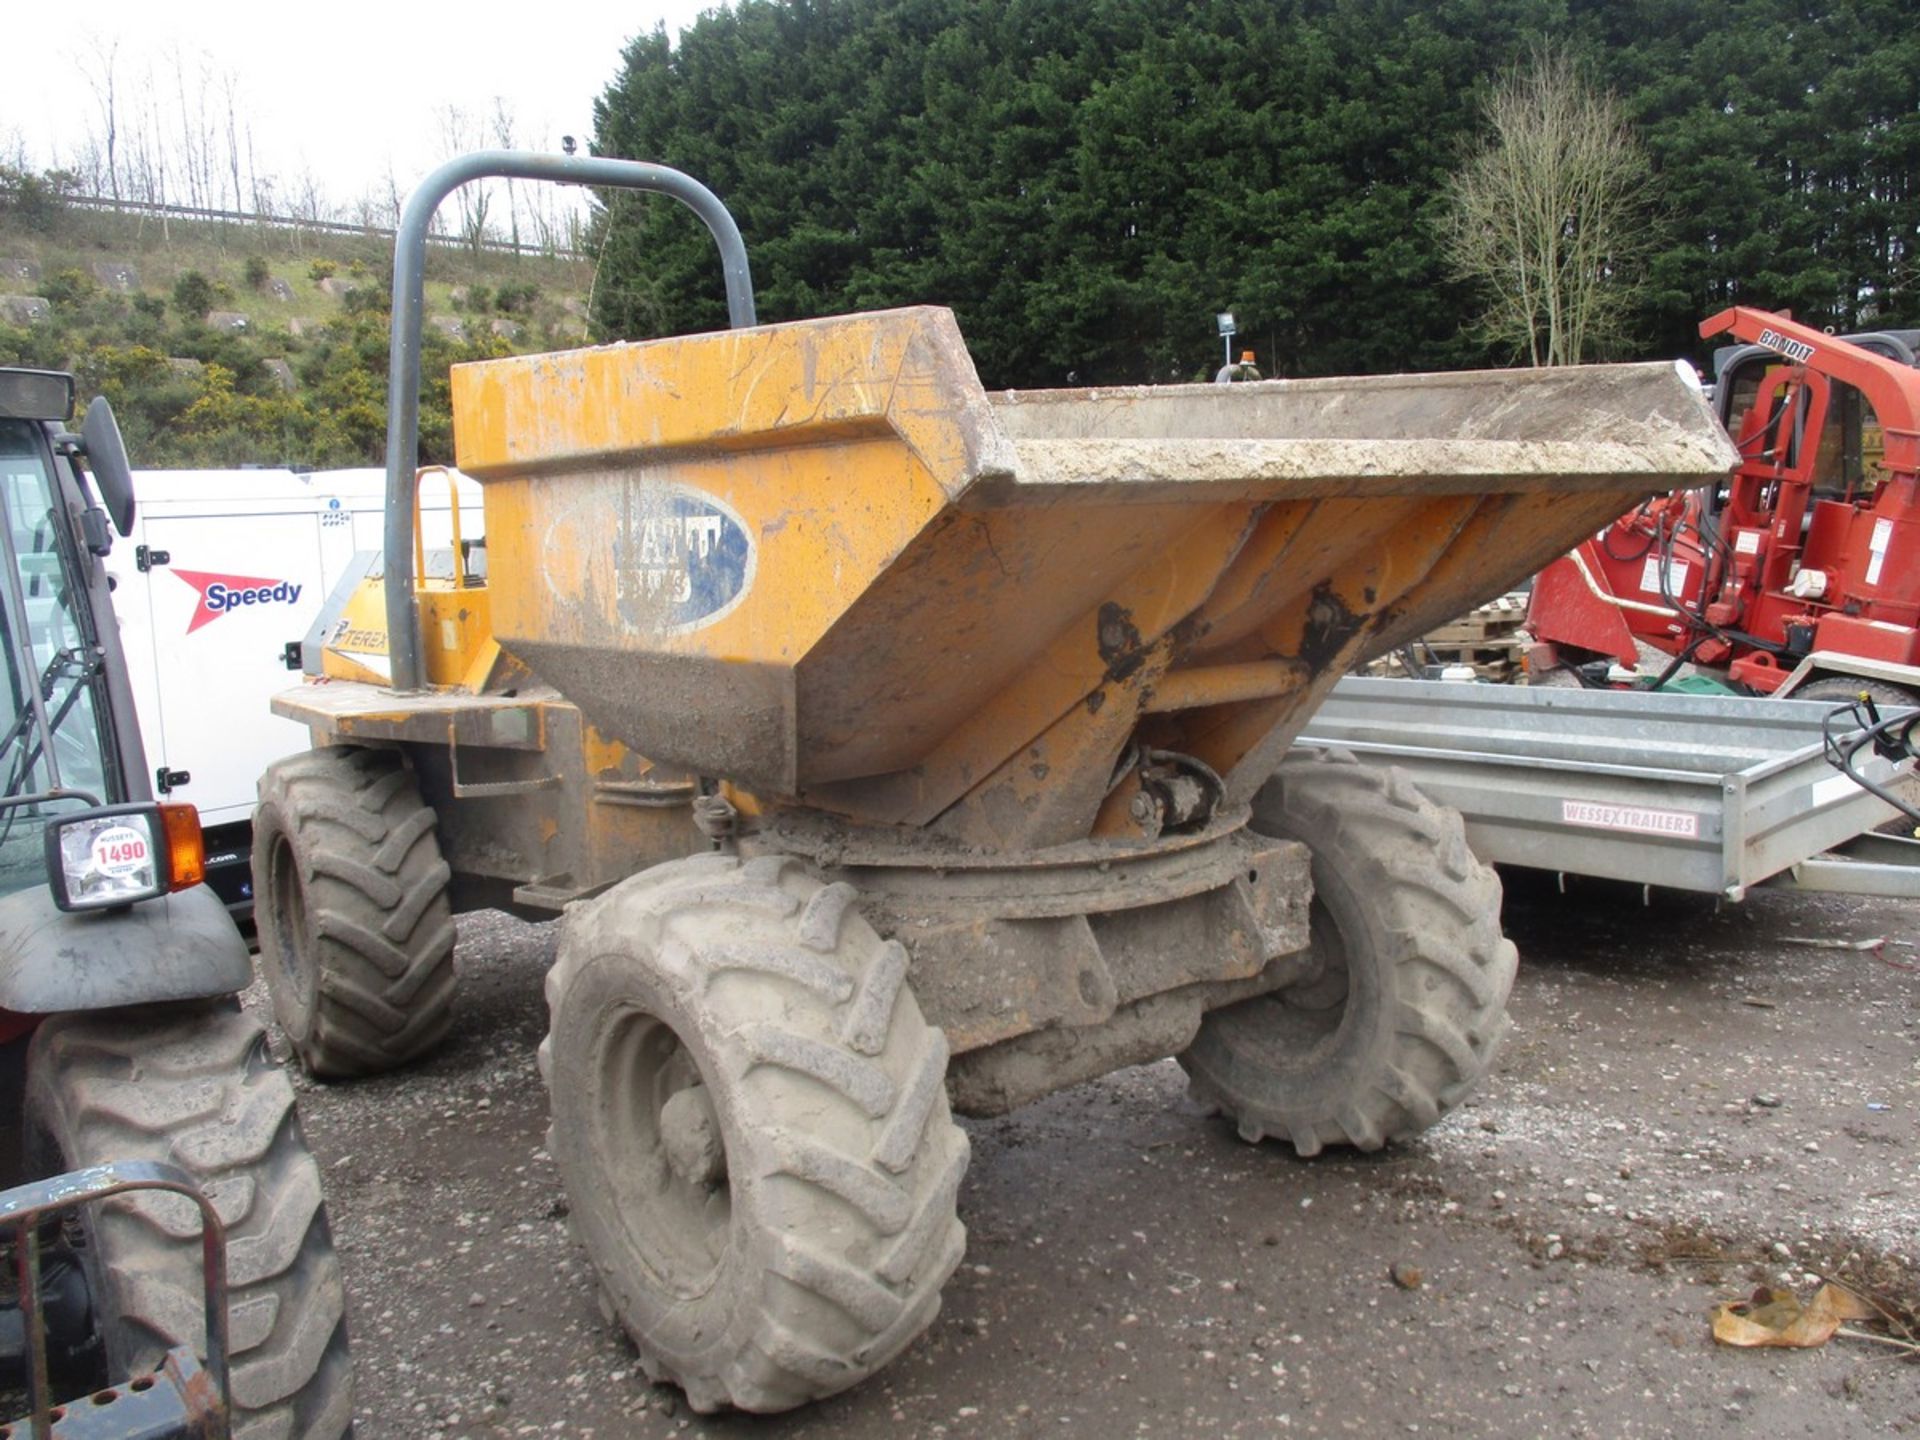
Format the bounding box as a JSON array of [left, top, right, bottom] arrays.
[[252, 154, 1738, 1412]]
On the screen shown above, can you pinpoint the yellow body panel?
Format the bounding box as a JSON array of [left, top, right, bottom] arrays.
[[418, 588, 495, 689], [318, 572, 495, 689], [453, 310, 1003, 670], [423, 305, 1736, 849]]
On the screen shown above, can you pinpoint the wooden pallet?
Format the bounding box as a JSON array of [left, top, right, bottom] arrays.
[[1360, 592, 1533, 683], [1365, 649, 1522, 683], [1421, 593, 1530, 646], [1420, 636, 1525, 665]]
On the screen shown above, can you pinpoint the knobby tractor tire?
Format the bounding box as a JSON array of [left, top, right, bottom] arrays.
[[1180, 748, 1517, 1157], [26, 1005, 353, 1440], [254, 745, 456, 1079], [540, 852, 969, 1414]]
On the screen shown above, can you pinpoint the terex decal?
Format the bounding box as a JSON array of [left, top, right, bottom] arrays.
[[611, 485, 754, 633], [171, 568, 304, 633]]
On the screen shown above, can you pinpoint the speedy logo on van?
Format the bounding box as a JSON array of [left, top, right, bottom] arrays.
[[171, 569, 304, 633]]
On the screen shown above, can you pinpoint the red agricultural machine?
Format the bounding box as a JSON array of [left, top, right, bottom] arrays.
[[1528, 307, 1920, 708]]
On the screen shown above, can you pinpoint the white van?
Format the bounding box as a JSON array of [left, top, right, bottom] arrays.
[[105, 467, 481, 911]]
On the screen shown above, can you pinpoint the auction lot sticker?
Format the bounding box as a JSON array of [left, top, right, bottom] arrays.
[[92, 824, 154, 877]]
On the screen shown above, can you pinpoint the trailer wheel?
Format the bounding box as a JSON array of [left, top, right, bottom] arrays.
[[1795, 678, 1920, 834], [1180, 748, 1516, 1156], [26, 1005, 353, 1440], [1793, 676, 1920, 710], [254, 746, 456, 1079], [540, 852, 969, 1414]]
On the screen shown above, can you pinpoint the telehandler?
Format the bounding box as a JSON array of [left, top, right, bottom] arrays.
[[0, 368, 349, 1438], [254, 152, 1737, 1412]]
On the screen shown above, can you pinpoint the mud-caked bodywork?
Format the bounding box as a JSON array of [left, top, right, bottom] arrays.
[[258, 152, 1740, 1416], [277, 304, 1734, 1081]]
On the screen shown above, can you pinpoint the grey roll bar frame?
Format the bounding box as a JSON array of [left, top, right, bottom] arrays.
[[382, 150, 757, 692]]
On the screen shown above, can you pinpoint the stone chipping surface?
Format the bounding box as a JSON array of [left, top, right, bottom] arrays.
[[257, 871, 1920, 1438]]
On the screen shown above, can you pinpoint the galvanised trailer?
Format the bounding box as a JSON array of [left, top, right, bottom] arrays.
[[1298, 677, 1920, 900]]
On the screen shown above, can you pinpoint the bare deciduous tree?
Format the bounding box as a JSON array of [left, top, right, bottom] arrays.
[[1440, 43, 1658, 366], [438, 104, 494, 254], [491, 96, 521, 251], [247, 122, 268, 215], [222, 70, 248, 215], [81, 35, 122, 204]]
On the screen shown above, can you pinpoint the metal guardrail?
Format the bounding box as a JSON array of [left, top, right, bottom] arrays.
[[4, 189, 584, 260]]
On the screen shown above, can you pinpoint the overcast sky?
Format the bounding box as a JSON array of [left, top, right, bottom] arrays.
[[6, 1, 720, 212]]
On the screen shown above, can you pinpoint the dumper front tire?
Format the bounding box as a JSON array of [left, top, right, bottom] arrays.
[[1180, 748, 1516, 1156], [26, 1005, 353, 1440], [540, 852, 969, 1414], [254, 745, 456, 1079]]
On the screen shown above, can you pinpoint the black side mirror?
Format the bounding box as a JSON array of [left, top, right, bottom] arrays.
[[80, 396, 135, 538]]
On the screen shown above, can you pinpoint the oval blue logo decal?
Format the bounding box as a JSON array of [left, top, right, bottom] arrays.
[[611, 484, 754, 634]]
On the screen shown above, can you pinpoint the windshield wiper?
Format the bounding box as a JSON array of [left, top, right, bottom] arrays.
[[0, 645, 101, 803]]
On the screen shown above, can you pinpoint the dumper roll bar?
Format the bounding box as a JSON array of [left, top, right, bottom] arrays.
[[384, 151, 758, 692]]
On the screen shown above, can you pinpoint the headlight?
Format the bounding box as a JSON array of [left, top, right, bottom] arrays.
[[43, 803, 206, 912]]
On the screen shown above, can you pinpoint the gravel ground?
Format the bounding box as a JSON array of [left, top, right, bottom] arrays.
[[259, 870, 1920, 1438]]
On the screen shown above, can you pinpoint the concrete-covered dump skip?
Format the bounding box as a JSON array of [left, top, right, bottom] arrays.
[[449, 306, 1737, 841], [988, 362, 1734, 502]]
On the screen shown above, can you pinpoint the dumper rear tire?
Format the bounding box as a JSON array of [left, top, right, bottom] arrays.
[[540, 852, 969, 1414], [1180, 748, 1515, 1156], [26, 1005, 353, 1440], [254, 746, 456, 1079]]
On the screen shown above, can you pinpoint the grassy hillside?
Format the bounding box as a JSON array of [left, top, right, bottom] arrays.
[[0, 189, 595, 468]]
